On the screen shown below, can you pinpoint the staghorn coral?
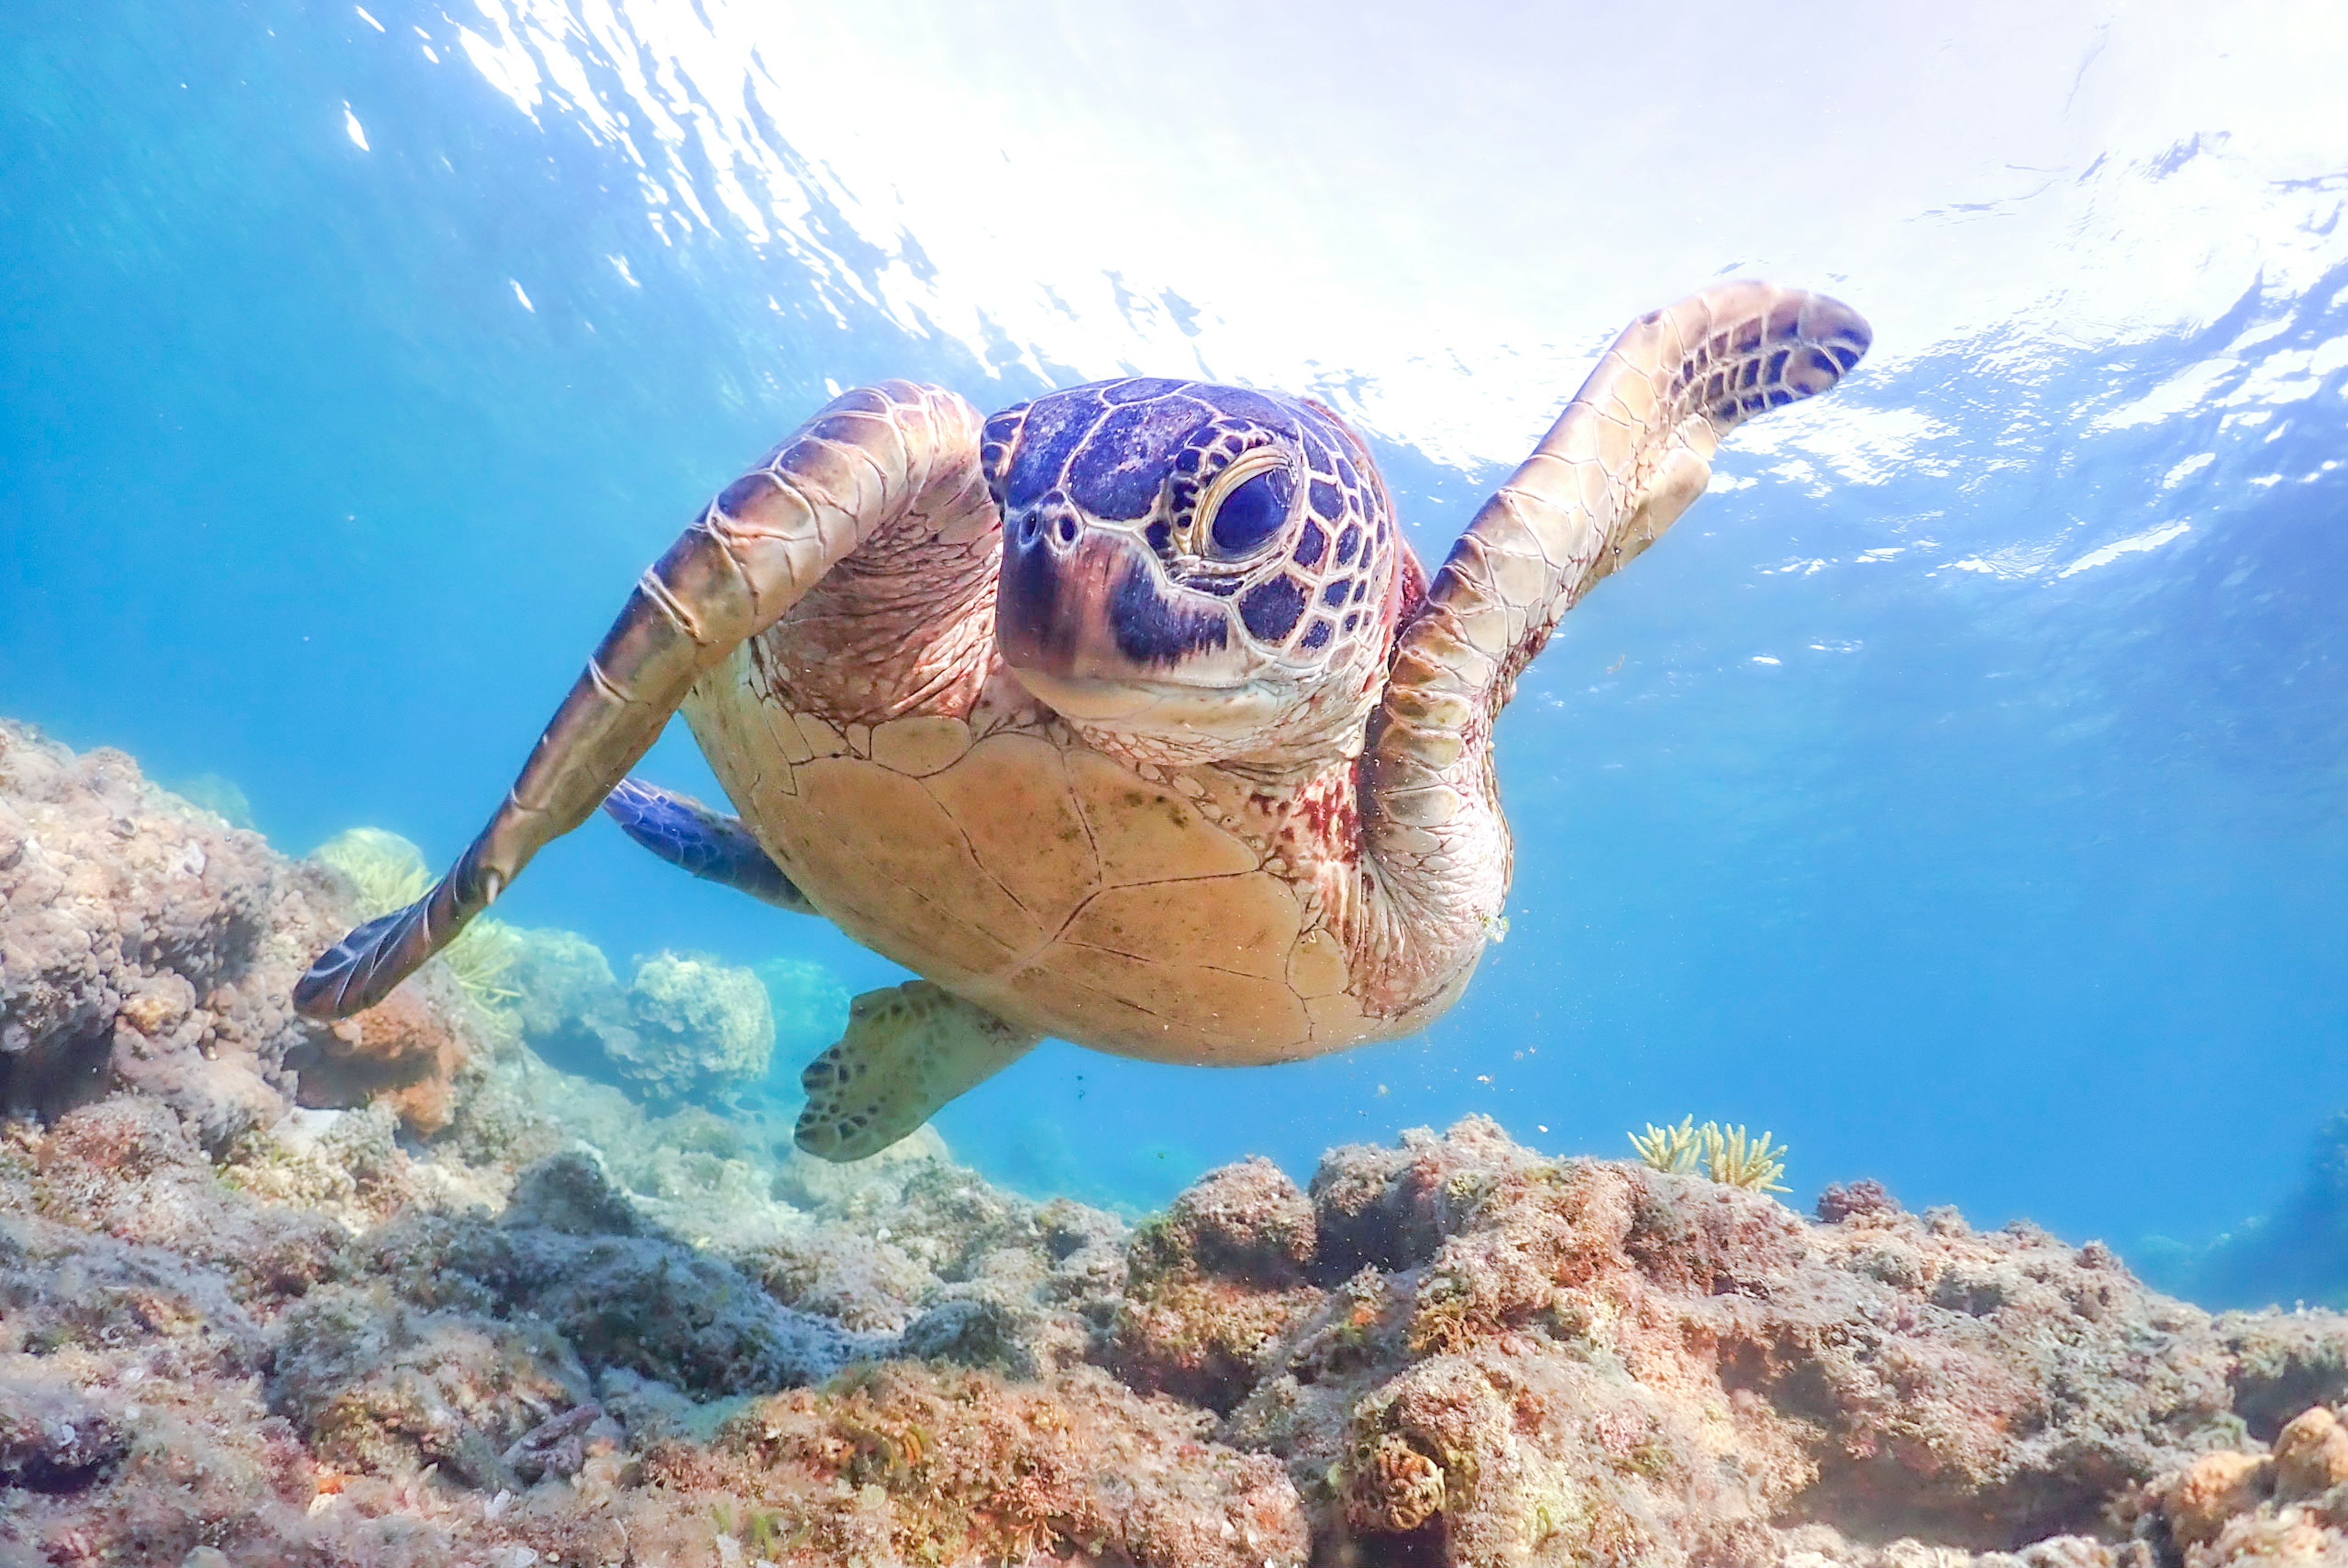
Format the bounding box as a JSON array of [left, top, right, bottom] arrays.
[[1628, 1116, 1702, 1174], [1705, 1121, 1790, 1193], [1630, 1116, 1790, 1193]]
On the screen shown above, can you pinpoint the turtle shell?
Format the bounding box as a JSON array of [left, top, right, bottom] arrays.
[[681, 639, 1456, 1066]]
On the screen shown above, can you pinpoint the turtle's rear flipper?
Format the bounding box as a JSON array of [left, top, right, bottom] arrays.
[[796, 981, 1040, 1163], [602, 778, 815, 913]]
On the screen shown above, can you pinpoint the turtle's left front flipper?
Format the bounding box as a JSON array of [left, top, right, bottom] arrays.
[[601, 777, 817, 913], [294, 383, 986, 1021], [1359, 282, 1869, 1004]]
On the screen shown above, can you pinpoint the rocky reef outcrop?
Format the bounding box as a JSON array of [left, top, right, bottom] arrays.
[[13, 1086, 2348, 1567], [0, 723, 480, 1143], [506, 927, 777, 1108], [9, 716, 2348, 1567], [2139, 1111, 2348, 1315]]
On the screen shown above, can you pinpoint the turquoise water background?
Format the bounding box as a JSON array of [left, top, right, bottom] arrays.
[[6, 1, 2347, 1269]]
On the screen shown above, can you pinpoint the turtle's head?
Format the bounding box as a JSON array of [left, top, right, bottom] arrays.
[[985, 379, 1409, 771]]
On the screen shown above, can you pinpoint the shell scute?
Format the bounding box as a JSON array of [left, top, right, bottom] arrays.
[[868, 714, 972, 776], [792, 757, 1041, 971], [1285, 926, 1348, 999], [921, 734, 1101, 930], [1064, 873, 1298, 983], [1026, 940, 1310, 1061], [1066, 749, 1257, 886]]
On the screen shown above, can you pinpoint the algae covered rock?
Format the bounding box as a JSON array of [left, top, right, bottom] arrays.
[[364, 1152, 882, 1394], [503, 925, 626, 1046], [268, 1284, 591, 1489], [0, 724, 502, 1140], [1113, 1157, 1324, 1410]]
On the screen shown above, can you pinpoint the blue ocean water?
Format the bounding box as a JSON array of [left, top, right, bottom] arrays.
[[5, 0, 2346, 1277]]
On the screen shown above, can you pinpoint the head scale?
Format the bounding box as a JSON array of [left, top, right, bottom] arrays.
[[983, 378, 1405, 771]]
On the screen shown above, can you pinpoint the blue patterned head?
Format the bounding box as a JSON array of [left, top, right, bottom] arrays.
[[983, 378, 1409, 767]]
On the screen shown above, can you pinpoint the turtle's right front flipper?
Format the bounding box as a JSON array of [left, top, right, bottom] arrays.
[[292, 381, 988, 1021]]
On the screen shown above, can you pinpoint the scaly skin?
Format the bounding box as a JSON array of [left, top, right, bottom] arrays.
[[1360, 281, 1870, 1012], [294, 383, 982, 1019], [297, 283, 1870, 1081]]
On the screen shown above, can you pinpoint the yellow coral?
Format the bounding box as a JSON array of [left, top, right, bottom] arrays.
[[1702, 1123, 1790, 1193], [1627, 1117, 1702, 1174], [312, 828, 520, 1012], [314, 827, 429, 912], [1626, 1117, 1790, 1193]]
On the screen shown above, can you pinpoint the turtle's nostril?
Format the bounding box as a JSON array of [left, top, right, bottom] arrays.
[[1055, 516, 1079, 546]]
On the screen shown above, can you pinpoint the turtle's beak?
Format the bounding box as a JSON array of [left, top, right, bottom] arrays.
[[997, 521, 1227, 685]]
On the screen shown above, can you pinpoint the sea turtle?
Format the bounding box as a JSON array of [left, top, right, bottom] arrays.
[[296, 281, 1870, 1160]]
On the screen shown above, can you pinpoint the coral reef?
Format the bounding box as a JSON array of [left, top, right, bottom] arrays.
[[18, 1070, 2348, 1567], [610, 951, 774, 1106], [1219, 1117, 2348, 1565], [15, 716, 2348, 1567], [2132, 1403, 2348, 1565], [502, 927, 781, 1110], [0, 1055, 1283, 1566], [0, 723, 479, 1141]]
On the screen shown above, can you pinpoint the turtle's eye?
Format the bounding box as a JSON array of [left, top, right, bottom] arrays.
[[1194, 449, 1294, 562]]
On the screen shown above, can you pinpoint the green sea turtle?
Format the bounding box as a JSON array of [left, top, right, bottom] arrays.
[[297, 281, 1870, 1160]]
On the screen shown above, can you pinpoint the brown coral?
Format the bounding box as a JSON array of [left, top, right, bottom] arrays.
[[294, 988, 468, 1134], [2272, 1405, 2348, 1500]]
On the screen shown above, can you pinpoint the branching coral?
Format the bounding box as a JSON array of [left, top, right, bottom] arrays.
[[1702, 1123, 1789, 1194], [1627, 1118, 1790, 1193], [1628, 1117, 1702, 1174], [313, 827, 520, 1011]]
